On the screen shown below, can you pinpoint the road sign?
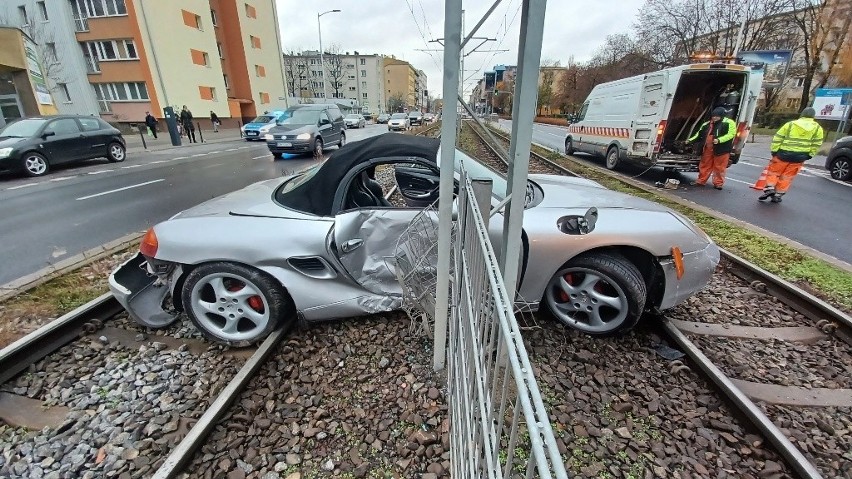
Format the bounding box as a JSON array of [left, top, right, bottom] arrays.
[[814, 88, 852, 120], [739, 50, 793, 88]]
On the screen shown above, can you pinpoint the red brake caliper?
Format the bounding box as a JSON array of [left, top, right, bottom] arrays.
[[558, 273, 573, 302]]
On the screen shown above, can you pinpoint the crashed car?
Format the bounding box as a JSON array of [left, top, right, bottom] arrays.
[[109, 134, 719, 346]]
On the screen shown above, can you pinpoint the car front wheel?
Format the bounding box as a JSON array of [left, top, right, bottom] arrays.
[[544, 253, 646, 336], [339, 132, 346, 148], [22, 152, 50, 177], [107, 142, 126, 162], [829, 156, 851, 181], [182, 262, 290, 347]]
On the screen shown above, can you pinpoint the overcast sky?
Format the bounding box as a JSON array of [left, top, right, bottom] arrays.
[[275, 0, 645, 98]]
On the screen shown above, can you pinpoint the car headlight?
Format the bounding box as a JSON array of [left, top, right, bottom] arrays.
[[264, 134, 274, 141], [0, 147, 13, 159], [296, 133, 311, 140], [259, 125, 273, 134]]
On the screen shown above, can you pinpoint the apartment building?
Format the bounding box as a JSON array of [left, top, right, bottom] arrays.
[[2, 0, 287, 126], [384, 57, 419, 111], [0, 26, 60, 127], [283, 50, 387, 114]]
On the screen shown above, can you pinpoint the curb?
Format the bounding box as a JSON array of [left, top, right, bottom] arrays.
[[0, 231, 144, 303]]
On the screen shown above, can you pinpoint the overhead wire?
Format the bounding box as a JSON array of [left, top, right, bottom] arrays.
[[463, 0, 522, 86], [404, 0, 442, 71]]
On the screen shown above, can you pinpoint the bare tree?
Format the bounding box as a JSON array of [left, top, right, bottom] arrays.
[[387, 93, 406, 113], [324, 45, 346, 99], [283, 50, 314, 99]]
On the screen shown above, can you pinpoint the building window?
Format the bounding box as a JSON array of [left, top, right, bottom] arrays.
[[250, 35, 261, 49], [84, 40, 138, 62], [361, 70, 366, 77], [361, 81, 367, 88], [93, 82, 149, 102], [785, 98, 798, 109], [360, 58, 365, 65], [18, 6, 28, 25], [362, 93, 368, 99], [794, 77, 805, 88], [58, 83, 71, 102], [255, 65, 266, 77], [182, 9, 202, 29], [260, 92, 270, 104], [217, 43, 224, 59], [348, 75, 355, 80], [199, 86, 217, 101], [348, 86, 356, 91], [47, 43, 57, 59], [191, 49, 210, 66], [210, 9, 217, 26], [223, 74, 229, 89], [245, 3, 257, 18], [37, 1, 48, 21], [73, 0, 127, 18]]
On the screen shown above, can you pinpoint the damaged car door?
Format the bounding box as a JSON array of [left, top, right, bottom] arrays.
[[332, 208, 426, 296]]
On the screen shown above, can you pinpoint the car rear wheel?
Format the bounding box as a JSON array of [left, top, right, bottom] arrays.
[[22, 152, 49, 177], [565, 138, 574, 155], [182, 262, 289, 347], [107, 142, 126, 162], [605, 146, 620, 170], [544, 253, 646, 336], [829, 156, 851, 181]]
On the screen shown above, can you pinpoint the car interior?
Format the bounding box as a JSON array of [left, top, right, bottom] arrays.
[[341, 159, 445, 211]]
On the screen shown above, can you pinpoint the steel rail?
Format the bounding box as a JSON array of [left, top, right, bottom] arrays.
[[0, 293, 123, 385], [467, 120, 841, 479]]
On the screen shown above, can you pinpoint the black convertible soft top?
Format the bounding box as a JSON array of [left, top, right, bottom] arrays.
[[278, 133, 440, 216]]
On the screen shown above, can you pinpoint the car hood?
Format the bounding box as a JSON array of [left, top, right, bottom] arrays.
[[388, 118, 407, 123], [0, 136, 31, 147], [171, 178, 316, 220], [243, 122, 268, 130], [529, 174, 670, 211], [270, 124, 316, 134]]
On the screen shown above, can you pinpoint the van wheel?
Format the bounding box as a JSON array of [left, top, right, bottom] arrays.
[[605, 146, 620, 170], [565, 138, 575, 155]]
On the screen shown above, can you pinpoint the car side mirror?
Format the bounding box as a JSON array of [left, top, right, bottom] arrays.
[[41, 131, 56, 139], [320, 118, 331, 126]]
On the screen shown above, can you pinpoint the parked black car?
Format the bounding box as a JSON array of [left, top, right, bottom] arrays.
[[265, 104, 346, 158], [376, 113, 390, 124], [408, 111, 424, 127], [826, 136, 852, 181], [0, 116, 126, 178]]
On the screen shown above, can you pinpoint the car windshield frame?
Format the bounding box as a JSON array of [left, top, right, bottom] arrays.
[[0, 119, 48, 138], [250, 115, 274, 124], [278, 109, 321, 126], [390, 113, 407, 119]]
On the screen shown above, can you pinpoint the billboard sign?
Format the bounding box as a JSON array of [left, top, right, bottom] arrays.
[[813, 88, 852, 121], [23, 37, 53, 105], [739, 50, 793, 88]]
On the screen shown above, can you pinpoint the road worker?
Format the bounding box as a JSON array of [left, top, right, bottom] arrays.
[[686, 107, 737, 190], [759, 107, 825, 203]]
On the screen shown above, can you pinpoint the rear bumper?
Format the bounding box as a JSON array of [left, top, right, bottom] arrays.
[[108, 253, 179, 328], [657, 242, 720, 310]]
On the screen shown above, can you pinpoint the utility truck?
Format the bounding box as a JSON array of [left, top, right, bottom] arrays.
[[565, 62, 763, 171]]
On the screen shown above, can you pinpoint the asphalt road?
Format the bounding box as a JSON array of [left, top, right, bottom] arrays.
[[494, 119, 852, 264], [0, 124, 387, 285]]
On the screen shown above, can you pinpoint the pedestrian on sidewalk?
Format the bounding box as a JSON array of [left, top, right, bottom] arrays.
[[144, 111, 158, 139], [210, 111, 220, 132], [685, 107, 737, 190], [180, 105, 197, 143], [759, 107, 824, 204]]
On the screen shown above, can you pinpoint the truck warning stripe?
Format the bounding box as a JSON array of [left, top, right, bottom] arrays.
[[568, 126, 630, 138]]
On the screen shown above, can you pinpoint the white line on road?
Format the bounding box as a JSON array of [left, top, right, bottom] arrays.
[[252, 155, 271, 160], [209, 150, 221, 154], [149, 160, 166, 164], [225, 148, 239, 152], [7, 183, 38, 190], [88, 170, 113, 174], [76, 179, 164, 201], [725, 178, 754, 186], [200, 162, 225, 169], [49, 176, 75, 182], [191, 153, 207, 157], [172, 156, 188, 160], [121, 165, 142, 169]]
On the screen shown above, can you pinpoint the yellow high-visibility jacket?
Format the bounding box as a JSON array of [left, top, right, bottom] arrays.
[[771, 118, 824, 163]]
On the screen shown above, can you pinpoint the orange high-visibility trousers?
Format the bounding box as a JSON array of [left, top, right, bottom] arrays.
[[696, 147, 729, 187], [765, 156, 804, 193]]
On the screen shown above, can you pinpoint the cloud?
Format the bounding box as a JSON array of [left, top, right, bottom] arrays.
[[275, 0, 644, 97]]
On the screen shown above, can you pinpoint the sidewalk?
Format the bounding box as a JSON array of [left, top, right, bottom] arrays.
[[124, 127, 246, 154]]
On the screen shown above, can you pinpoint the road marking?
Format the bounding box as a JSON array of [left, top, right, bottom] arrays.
[[200, 162, 225, 169], [725, 178, 753, 186], [88, 170, 113, 174], [172, 156, 188, 160], [225, 148, 239, 152], [76, 179, 164, 201], [7, 183, 38, 190], [149, 160, 166, 164], [121, 165, 142, 169], [192, 153, 207, 157], [49, 176, 75, 182], [252, 155, 271, 160], [209, 150, 221, 154]]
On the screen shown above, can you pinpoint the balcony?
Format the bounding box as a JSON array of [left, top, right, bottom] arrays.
[[74, 15, 89, 32]]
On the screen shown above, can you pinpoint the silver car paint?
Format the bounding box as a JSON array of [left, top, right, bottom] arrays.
[[110, 154, 717, 329]]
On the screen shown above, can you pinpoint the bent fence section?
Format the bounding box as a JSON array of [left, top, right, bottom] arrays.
[[395, 164, 569, 478]]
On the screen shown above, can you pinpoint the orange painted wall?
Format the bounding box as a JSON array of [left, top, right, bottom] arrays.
[[217, 0, 255, 117], [89, 60, 147, 82]]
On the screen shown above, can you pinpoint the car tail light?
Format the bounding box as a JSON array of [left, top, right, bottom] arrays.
[[140, 228, 158, 257], [653, 120, 667, 153], [671, 246, 684, 280], [733, 122, 749, 149]]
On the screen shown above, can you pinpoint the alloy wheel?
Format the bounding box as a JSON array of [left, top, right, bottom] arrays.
[[830, 158, 850, 181], [189, 272, 271, 342], [24, 155, 48, 176], [545, 267, 629, 334]]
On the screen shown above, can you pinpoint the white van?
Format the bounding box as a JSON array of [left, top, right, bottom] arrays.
[[565, 63, 764, 171]]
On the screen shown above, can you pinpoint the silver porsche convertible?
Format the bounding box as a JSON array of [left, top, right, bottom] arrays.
[[109, 134, 719, 346]]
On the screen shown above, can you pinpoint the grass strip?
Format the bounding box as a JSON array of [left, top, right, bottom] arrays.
[[471, 124, 851, 310]]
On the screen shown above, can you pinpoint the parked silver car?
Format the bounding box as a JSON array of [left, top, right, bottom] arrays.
[[344, 114, 366, 129], [109, 134, 718, 346], [387, 113, 409, 131]]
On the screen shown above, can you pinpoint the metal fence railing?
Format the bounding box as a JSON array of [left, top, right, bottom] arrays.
[[395, 164, 569, 478]]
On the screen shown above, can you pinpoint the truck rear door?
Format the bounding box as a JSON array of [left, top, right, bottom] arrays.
[[632, 73, 667, 157], [732, 69, 764, 157]]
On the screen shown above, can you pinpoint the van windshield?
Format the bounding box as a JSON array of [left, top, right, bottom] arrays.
[[279, 109, 321, 126]]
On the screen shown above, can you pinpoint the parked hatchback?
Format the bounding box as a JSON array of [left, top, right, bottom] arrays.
[[265, 104, 345, 158], [0, 116, 126, 178], [826, 136, 851, 181]]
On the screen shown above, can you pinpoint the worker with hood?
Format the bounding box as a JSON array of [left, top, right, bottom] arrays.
[[759, 107, 824, 203], [686, 107, 737, 190]]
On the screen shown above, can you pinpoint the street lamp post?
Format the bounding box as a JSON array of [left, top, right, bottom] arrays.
[[317, 9, 341, 102]]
